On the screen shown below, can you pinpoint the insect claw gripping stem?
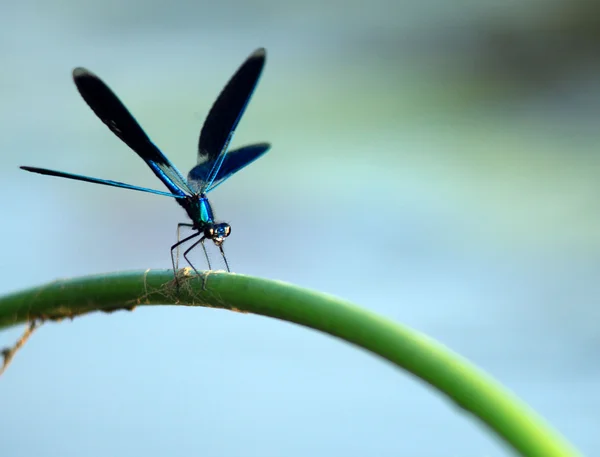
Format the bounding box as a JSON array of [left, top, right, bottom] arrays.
[[171, 231, 201, 287], [183, 237, 209, 272]]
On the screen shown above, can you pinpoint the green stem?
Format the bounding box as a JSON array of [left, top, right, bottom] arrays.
[[0, 269, 582, 457]]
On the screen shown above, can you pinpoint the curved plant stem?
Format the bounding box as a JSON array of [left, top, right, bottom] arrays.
[[0, 269, 582, 457]]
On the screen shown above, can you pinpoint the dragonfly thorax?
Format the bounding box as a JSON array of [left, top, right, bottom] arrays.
[[182, 194, 231, 245]]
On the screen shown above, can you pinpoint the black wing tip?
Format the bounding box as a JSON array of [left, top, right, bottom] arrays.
[[249, 48, 266, 62], [72, 68, 106, 92], [255, 142, 271, 150], [20, 166, 48, 175], [73, 67, 94, 79], [72, 67, 101, 93], [21, 165, 46, 172]]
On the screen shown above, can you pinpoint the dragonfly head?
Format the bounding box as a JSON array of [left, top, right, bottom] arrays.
[[205, 223, 231, 246]]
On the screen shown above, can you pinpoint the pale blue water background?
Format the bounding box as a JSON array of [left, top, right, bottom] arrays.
[[2, 1, 600, 455]]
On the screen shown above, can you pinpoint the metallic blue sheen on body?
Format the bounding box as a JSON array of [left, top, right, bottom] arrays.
[[199, 196, 214, 224], [19, 48, 270, 274]]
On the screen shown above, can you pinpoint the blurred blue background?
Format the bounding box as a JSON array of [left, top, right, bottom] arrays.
[[2, 0, 600, 455]]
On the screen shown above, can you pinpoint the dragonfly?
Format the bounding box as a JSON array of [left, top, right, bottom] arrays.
[[21, 48, 270, 275]]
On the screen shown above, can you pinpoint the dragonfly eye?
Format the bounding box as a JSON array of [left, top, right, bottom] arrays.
[[204, 227, 215, 238], [214, 223, 231, 239]]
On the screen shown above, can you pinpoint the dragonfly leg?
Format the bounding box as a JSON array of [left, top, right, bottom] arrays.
[[170, 230, 201, 276], [218, 244, 230, 272], [183, 236, 210, 272], [174, 223, 194, 270], [183, 237, 211, 290], [201, 239, 211, 271]]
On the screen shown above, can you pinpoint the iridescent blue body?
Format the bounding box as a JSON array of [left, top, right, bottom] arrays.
[[173, 193, 214, 230], [20, 48, 270, 274], [197, 195, 214, 226], [181, 193, 230, 245]]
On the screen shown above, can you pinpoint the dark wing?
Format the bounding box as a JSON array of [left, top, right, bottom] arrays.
[[194, 48, 266, 192], [73, 68, 194, 197], [188, 142, 270, 193], [20, 166, 186, 198]]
